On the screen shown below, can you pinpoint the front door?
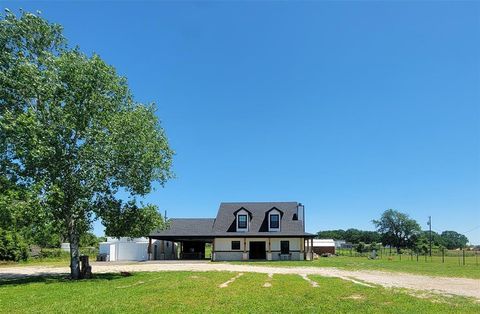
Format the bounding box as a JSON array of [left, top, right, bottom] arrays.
[[249, 241, 266, 259]]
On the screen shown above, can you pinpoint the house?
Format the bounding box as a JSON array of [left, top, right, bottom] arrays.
[[334, 239, 353, 249], [312, 239, 336, 255], [148, 202, 316, 261], [334, 239, 346, 248], [99, 237, 177, 261]]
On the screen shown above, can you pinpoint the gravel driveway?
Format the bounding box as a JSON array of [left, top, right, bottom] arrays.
[[1, 261, 479, 300]]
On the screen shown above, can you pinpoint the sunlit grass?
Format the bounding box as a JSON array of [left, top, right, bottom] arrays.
[[231, 255, 480, 279], [0, 271, 478, 313]]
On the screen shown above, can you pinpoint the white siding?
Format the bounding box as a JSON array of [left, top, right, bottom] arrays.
[[269, 238, 302, 251], [116, 242, 149, 261], [215, 252, 244, 261], [213, 237, 304, 261], [99, 239, 149, 261], [214, 238, 245, 251]]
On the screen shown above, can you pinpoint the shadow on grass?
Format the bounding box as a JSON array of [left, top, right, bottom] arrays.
[[0, 272, 126, 287]]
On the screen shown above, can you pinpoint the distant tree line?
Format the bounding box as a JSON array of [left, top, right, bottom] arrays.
[[316, 209, 469, 252], [316, 229, 381, 244]]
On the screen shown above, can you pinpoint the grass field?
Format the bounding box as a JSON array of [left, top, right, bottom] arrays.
[[0, 271, 479, 313], [0, 257, 70, 268], [233, 256, 480, 279], [2, 254, 479, 279]]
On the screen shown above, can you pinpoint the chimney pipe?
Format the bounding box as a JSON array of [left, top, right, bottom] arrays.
[[297, 203, 305, 232]]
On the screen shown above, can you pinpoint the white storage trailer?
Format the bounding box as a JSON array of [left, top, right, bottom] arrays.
[[99, 237, 178, 261], [99, 237, 149, 261]]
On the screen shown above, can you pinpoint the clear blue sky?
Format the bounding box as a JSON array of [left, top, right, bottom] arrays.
[[5, 1, 480, 243]]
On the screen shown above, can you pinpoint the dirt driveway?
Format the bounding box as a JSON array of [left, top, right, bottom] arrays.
[[1, 261, 479, 300]]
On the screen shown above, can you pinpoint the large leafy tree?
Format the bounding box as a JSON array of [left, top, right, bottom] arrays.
[[440, 231, 468, 249], [0, 11, 173, 278], [316, 229, 346, 240], [0, 175, 61, 249], [372, 209, 421, 253]]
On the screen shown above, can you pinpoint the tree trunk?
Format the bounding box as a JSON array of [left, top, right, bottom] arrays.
[[69, 226, 81, 279]]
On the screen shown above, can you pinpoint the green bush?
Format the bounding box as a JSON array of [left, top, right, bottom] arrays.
[[38, 248, 69, 259], [34, 247, 97, 260], [0, 229, 29, 261], [80, 247, 98, 257]]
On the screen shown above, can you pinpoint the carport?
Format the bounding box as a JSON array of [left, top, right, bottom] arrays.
[[148, 218, 215, 260]]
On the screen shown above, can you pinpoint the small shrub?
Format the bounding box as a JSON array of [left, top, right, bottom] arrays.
[[38, 248, 66, 258], [0, 229, 29, 261], [80, 247, 98, 257]]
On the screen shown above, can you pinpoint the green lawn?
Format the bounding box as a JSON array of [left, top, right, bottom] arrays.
[[0, 250, 95, 268], [2, 255, 479, 279], [0, 257, 70, 268], [231, 256, 480, 279], [0, 271, 478, 313]]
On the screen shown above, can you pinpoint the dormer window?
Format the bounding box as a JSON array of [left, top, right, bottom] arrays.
[[238, 215, 247, 229], [234, 208, 250, 232], [270, 214, 279, 229], [268, 208, 281, 231]]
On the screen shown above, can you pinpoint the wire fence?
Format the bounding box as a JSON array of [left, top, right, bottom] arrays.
[[336, 247, 480, 266]]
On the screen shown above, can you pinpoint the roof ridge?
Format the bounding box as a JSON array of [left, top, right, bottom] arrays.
[[220, 201, 298, 204], [171, 218, 215, 220]]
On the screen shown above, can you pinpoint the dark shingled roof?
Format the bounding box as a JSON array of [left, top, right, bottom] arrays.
[[151, 218, 215, 236], [150, 202, 314, 238], [212, 202, 308, 236]]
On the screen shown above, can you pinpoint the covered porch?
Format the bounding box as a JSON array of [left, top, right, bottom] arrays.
[[148, 236, 214, 261]]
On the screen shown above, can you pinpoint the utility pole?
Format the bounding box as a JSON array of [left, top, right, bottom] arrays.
[[427, 216, 432, 257]]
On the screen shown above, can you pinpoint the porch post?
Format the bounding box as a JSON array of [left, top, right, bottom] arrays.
[[243, 237, 248, 260], [160, 240, 165, 260], [310, 238, 314, 260], [212, 239, 215, 261], [267, 237, 272, 261], [148, 237, 152, 260], [305, 238, 308, 260], [300, 237, 305, 261], [306, 238, 311, 261], [172, 240, 175, 259]]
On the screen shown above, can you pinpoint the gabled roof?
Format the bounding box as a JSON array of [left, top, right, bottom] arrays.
[[149, 202, 314, 238], [150, 218, 214, 237], [212, 202, 308, 236]]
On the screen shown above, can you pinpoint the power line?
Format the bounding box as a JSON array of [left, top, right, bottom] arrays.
[[463, 225, 480, 234]]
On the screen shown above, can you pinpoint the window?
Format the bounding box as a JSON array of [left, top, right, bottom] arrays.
[[238, 215, 247, 229], [281, 241, 289, 254], [231, 241, 240, 250], [270, 214, 280, 229]]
